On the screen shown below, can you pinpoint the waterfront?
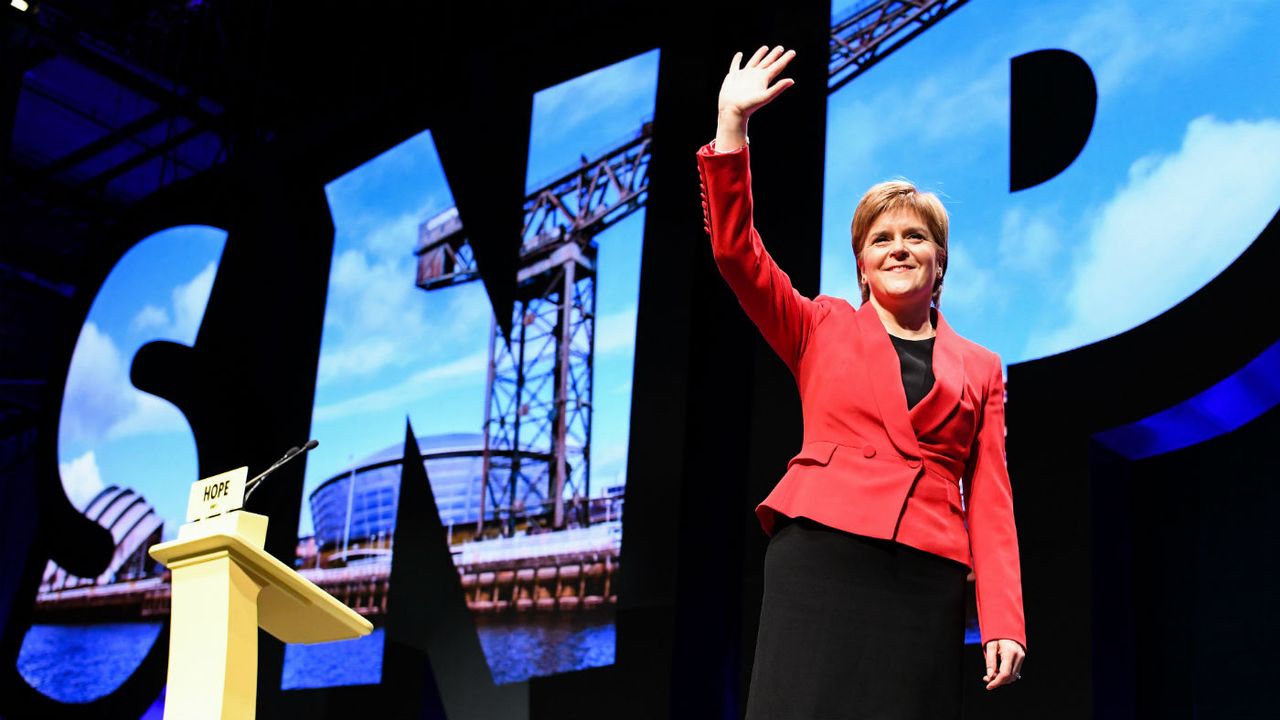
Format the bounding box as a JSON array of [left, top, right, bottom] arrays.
[[20, 609, 615, 700], [282, 628, 386, 690], [18, 622, 163, 703], [281, 609, 616, 688], [475, 610, 616, 684]]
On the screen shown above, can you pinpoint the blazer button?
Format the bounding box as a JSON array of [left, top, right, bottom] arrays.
[[862, 445, 876, 458], [906, 458, 921, 469]]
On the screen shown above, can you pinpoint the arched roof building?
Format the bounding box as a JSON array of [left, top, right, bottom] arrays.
[[307, 432, 556, 565], [41, 485, 164, 591]]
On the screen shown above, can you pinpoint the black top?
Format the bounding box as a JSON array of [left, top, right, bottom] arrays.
[[888, 335, 936, 410]]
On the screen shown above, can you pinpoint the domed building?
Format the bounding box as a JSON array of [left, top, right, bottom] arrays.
[[307, 432, 551, 567]]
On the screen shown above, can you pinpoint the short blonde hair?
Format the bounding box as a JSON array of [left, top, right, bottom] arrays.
[[850, 180, 950, 307]]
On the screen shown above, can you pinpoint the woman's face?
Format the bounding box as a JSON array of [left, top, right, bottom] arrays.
[[857, 207, 942, 308]]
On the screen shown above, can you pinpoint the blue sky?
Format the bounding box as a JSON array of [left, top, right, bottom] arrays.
[[824, 0, 1280, 365], [42, 0, 1279, 693], [297, 49, 658, 536], [56, 226, 225, 537], [54, 0, 1280, 543], [54, 49, 661, 542], [280, 51, 657, 686]]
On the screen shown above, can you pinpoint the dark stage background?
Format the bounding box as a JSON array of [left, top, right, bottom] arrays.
[[2, 1, 1278, 718]]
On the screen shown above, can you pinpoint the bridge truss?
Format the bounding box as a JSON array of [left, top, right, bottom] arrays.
[[829, 0, 970, 92], [417, 126, 650, 535], [414, 0, 970, 537]]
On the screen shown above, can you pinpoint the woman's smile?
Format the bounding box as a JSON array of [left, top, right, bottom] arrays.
[[859, 207, 941, 305]]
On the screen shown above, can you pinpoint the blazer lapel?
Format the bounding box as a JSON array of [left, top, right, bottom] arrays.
[[856, 302, 922, 460], [909, 309, 965, 436]]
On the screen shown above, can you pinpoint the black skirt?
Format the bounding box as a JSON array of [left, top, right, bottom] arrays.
[[745, 517, 969, 720]]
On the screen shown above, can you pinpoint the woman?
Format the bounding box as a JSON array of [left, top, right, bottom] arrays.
[[696, 46, 1027, 718]]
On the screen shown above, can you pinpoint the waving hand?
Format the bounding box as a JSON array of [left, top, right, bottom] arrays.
[[715, 45, 796, 151]]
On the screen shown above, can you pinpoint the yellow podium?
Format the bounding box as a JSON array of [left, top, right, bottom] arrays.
[[149, 467, 372, 720]]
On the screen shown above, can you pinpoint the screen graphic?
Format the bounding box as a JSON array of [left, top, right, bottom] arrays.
[[17, 226, 227, 703], [282, 48, 659, 689], [823, 0, 1280, 643], [824, 0, 1280, 365]]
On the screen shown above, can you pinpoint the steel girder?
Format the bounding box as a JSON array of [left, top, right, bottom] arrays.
[[829, 0, 970, 93], [416, 125, 648, 536], [477, 243, 596, 535]]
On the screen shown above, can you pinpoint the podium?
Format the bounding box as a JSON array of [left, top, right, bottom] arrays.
[[149, 467, 372, 720]]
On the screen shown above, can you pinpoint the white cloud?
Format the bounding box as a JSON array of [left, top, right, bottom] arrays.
[[1062, 0, 1264, 98], [1028, 115, 1280, 358], [320, 248, 432, 381], [592, 441, 628, 467], [937, 204, 1062, 318], [1061, 3, 1155, 97], [826, 0, 1270, 169], [107, 393, 189, 440], [825, 100, 880, 180], [938, 242, 996, 312], [590, 441, 629, 485], [359, 201, 439, 259], [443, 279, 494, 331], [314, 350, 489, 422], [59, 322, 189, 449], [998, 206, 1062, 274], [907, 66, 1007, 145], [594, 307, 637, 355], [591, 441, 629, 492], [59, 451, 104, 511], [59, 323, 131, 446], [317, 338, 399, 383], [317, 211, 499, 386], [130, 304, 169, 334], [830, 63, 1006, 164], [125, 262, 216, 342], [531, 51, 659, 149], [170, 262, 216, 341]]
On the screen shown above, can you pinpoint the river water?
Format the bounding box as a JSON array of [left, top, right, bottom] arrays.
[[282, 610, 616, 688], [18, 622, 164, 703]]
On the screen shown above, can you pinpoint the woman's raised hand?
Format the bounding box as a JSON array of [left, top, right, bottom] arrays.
[[714, 46, 796, 151], [718, 45, 797, 120]]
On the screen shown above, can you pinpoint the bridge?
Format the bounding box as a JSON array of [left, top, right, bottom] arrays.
[[412, 0, 972, 537], [33, 522, 621, 624], [31, 0, 968, 626]]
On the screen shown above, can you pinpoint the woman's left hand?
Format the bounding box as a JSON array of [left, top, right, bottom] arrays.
[[982, 639, 1026, 690]]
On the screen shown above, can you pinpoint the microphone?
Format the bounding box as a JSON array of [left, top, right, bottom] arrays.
[[244, 439, 319, 501]]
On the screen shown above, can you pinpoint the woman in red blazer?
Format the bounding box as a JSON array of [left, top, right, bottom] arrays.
[[697, 46, 1026, 718]]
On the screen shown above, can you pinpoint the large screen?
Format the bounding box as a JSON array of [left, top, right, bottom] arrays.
[[822, 0, 1280, 643], [10, 0, 1278, 711], [282, 48, 659, 689], [17, 226, 225, 704], [824, 0, 1280, 363]]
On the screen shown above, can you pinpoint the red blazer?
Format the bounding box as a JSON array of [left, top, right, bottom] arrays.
[[696, 141, 1026, 649]]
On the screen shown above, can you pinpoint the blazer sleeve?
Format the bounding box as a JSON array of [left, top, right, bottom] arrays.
[[963, 353, 1027, 650], [695, 141, 823, 374]]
